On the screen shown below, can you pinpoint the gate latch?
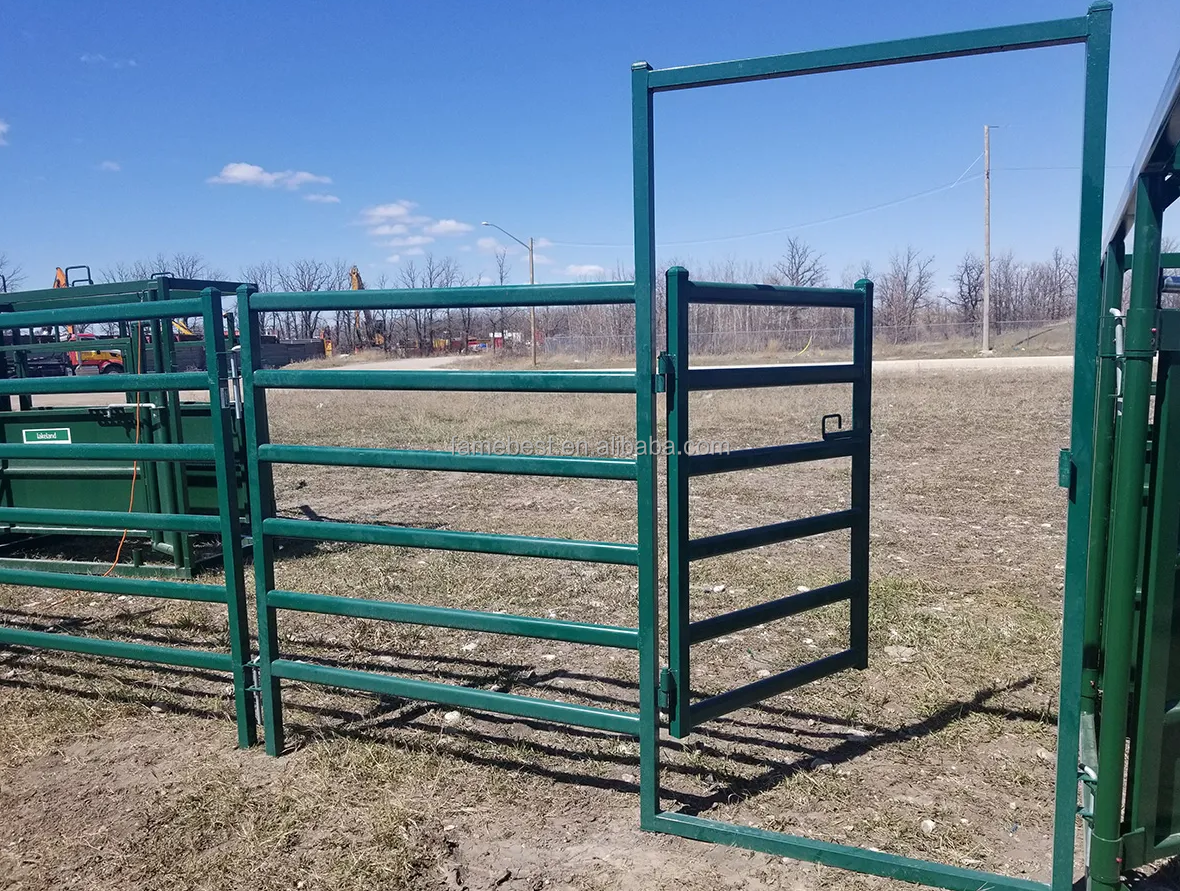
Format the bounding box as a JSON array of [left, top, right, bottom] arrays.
[[656, 351, 675, 394], [659, 666, 677, 720], [822, 413, 853, 440]]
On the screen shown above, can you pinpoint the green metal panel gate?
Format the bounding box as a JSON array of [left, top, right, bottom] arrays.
[[0, 289, 256, 747], [661, 268, 872, 738], [235, 281, 661, 758]]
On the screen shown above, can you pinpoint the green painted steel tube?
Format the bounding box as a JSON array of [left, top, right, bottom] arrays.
[[0, 443, 216, 462], [1053, 9, 1112, 889], [0, 371, 206, 396], [646, 16, 1088, 92], [0, 338, 131, 355], [688, 438, 857, 476], [0, 297, 205, 329], [0, 566, 226, 602], [687, 281, 864, 308], [1081, 247, 1124, 717], [4, 279, 158, 304], [665, 268, 692, 738], [0, 506, 220, 534], [258, 443, 638, 480], [689, 580, 855, 645], [850, 281, 873, 669], [689, 649, 858, 727], [631, 60, 662, 827], [263, 517, 639, 565], [270, 658, 641, 736], [687, 509, 856, 561], [199, 288, 256, 748], [0, 626, 232, 672], [652, 813, 1048, 891], [238, 285, 286, 755], [250, 281, 635, 312], [1090, 175, 1161, 891], [252, 368, 637, 394], [686, 364, 860, 391], [267, 589, 640, 649]]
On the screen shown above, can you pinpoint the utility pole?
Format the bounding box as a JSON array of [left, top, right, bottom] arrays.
[[982, 124, 992, 353]]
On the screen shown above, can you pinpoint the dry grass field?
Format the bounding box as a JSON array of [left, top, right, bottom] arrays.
[[0, 363, 1080, 890]]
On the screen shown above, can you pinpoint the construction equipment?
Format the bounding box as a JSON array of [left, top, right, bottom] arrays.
[[350, 265, 384, 348]]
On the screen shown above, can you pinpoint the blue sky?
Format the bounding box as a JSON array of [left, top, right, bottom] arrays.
[[1, 0, 1178, 290]]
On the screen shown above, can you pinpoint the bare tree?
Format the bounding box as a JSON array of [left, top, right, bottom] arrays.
[[101, 252, 223, 283], [877, 247, 935, 342], [769, 237, 826, 287], [0, 253, 24, 292], [946, 252, 984, 328]]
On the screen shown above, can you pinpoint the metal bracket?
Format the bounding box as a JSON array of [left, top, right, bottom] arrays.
[[656, 351, 674, 394], [1058, 449, 1075, 491], [822, 413, 853, 440], [246, 658, 263, 726], [659, 666, 677, 719]]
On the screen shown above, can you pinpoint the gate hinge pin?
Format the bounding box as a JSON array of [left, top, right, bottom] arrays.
[[656, 352, 674, 394], [658, 666, 677, 719]]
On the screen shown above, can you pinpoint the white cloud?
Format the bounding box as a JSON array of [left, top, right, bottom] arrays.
[[386, 254, 402, 264], [0, 119, 8, 147], [80, 53, 137, 69], [98, 160, 120, 172], [535, 237, 553, 248], [304, 193, 340, 203], [207, 162, 331, 190], [476, 236, 503, 252], [405, 247, 426, 256], [369, 223, 408, 236], [361, 201, 417, 225], [533, 253, 553, 266], [424, 218, 473, 236], [389, 235, 434, 247], [566, 264, 606, 278]]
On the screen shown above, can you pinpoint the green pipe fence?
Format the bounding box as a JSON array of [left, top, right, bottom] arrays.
[[0, 286, 256, 747], [236, 280, 654, 757]]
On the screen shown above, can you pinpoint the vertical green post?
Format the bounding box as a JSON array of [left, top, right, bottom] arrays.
[[151, 279, 186, 573], [1053, 5, 1111, 888], [238, 284, 285, 755], [199, 288, 256, 748], [665, 267, 692, 738], [1081, 245, 1125, 717], [632, 59, 661, 827], [1090, 175, 1162, 891], [851, 280, 873, 668]]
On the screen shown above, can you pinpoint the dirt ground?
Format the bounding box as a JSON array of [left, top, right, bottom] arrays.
[[0, 364, 1118, 890]]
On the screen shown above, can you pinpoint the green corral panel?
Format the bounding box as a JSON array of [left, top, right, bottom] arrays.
[[1126, 346, 1180, 867]]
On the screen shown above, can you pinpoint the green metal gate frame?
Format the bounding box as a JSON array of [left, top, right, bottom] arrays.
[[632, 7, 1112, 891], [235, 280, 660, 757], [0, 288, 256, 747], [662, 268, 872, 738]]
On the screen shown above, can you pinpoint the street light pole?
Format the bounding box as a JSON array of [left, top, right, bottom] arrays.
[[482, 221, 537, 366]]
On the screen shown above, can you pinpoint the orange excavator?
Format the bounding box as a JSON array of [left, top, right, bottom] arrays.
[[350, 265, 384, 348]]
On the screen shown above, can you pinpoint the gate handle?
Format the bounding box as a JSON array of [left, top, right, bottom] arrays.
[[821, 413, 843, 439]]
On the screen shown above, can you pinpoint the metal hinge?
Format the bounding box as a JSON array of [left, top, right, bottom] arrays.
[[246, 658, 263, 725], [1058, 448, 1075, 495], [659, 666, 677, 720], [656, 351, 674, 394]]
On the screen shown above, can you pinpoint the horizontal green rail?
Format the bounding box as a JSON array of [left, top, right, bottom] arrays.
[[271, 658, 640, 735], [259, 444, 638, 480], [0, 339, 131, 355], [0, 506, 221, 534], [268, 589, 640, 649], [652, 813, 1047, 891], [687, 509, 856, 561], [263, 517, 639, 564], [685, 364, 860, 391], [3, 279, 161, 304], [0, 566, 226, 602], [252, 368, 637, 394], [690, 649, 858, 726], [0, 371, 206, 396], [0, 626, 233, 672], [688, 438, 857, 476], [689, 580, 856, 644], [0, 442, 216, 462], [0, 297, 206, 330], [646, 16, 1088, 92], [687, 282, 865, 308], [250, 281, 636, 312]]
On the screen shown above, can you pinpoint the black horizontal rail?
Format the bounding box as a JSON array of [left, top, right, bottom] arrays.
[[689, 580, 856, 644], [688, 509, 856, 561], [688, 438, 857, 476], [686, 364, 860, 391]]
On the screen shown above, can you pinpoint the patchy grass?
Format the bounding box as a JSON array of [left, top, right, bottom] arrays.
[[0, 367, 1078, 889]]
